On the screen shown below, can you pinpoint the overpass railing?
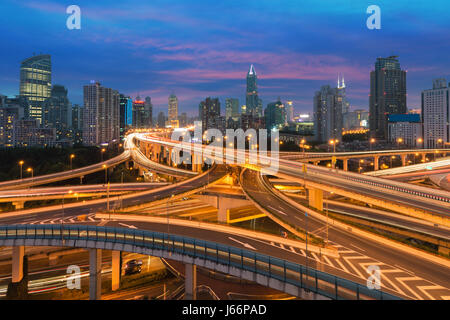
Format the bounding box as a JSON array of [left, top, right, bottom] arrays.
[[0, 224, 401, 300]]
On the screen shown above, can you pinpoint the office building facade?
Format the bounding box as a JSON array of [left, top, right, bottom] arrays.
[[19, 54, 52, 124], [82, 81, 120, 146], [369, 56, 407, 140], [422, 79, 449, 148], [313, 85, 343, 143]]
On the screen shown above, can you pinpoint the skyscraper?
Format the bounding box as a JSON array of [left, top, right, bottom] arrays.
[[285, 100, 294, 123], [19, 54, 52, 124], [168, 94, 179, 127], [422, 79, 450, 148], [145, 96, 153, 127], [225, 98, 240, 120], [82, 81, 120, 146], [369, 56, 407, 140], [337, 75, 350, 114], [43, 85, 71, 140], [119, 94, 132, 139], [132, 96, 152, 128], [246, 65, 261, 116], [71, 104, 83, 145], [264, 99, 285, 130], [199, 97, 221, 133], [157, 111, 166, 128], [313, 85, 343, 143]]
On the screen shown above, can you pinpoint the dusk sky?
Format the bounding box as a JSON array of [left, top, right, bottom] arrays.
[[1, 0, 449, 116]]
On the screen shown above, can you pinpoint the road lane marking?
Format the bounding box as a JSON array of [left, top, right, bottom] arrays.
[[268, 205, 287, 216], [118, 223, 137, 229], [228, 237, 257, 250]]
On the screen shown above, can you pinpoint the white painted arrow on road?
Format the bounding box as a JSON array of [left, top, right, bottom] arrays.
[[228, 237, 257, 250], [118, 222, 137, 229]]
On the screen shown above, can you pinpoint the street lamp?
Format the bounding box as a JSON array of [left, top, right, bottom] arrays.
[[437, 138, 443, 149], [70, 154, 75, 170], [19, 161, 24, 180], [369, 138, 375, 151], [101, 148, 106, 162], [329, 139, 338, 153], [390, 155, 395, 168], [103, 164, 107, 184], [27, 167, 34, 181], [397, 138, 403, 149], [417, 138, 423, 149]]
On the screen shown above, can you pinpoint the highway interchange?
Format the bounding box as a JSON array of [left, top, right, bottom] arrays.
[[0, 131, 449, 300]]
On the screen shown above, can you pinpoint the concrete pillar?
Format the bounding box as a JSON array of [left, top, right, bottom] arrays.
[[111, 251, 121, 292], [12, 201, 25, 210], [185, 263, 197, 300], [307, 188, 323, 211], [12, 246, 24, 283], [343, 159, 348, 171], [89, 249, 102, 300], [373, 156, 379, 171], [313, 161, 319, 166], [422, 153, 426, 162], [401, 154, 407, 166]]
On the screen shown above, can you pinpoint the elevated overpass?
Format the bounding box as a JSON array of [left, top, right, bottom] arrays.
[[133, 133, 450, 225], [0, 223, 400, 300], [0, 150, 131, 191]]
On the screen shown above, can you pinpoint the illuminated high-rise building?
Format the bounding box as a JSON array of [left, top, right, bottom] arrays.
[[82, 81, 120, 146], [168, 94, 179, 127], [422, 79, 450, 148], [313, 85, 343, 143], [246, 65, 262, 116], [369, 56, 407, 140], [43, 85, 71, 140], [19, 54, 52, 124]]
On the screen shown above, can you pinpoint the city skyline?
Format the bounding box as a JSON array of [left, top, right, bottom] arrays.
[[1, 1, 450, 116]]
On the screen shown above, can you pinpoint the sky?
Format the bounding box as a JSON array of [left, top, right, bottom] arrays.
[[0, 0, 449, 116]]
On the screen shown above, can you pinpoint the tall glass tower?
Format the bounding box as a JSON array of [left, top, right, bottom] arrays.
[[369, 56, 407, 140], [19, 54, 52, 124], [246, 64, 261, 116]]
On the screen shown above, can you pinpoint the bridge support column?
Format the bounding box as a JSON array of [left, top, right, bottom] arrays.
[[12, 246, 24, 283], [307, 188, 323, 211], [89, 248, 102, 300], [184, 263, 197, 300], [343, 159, 348, 171], [373, 156, 379, 171], [111, 251, 121, 291], [313, 161, 319, 166], [422, 153, 426, 162], [12, 201, 25, 210], [401, 154, 407, 166]]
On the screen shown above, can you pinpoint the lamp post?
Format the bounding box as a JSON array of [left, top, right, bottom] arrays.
[[70, 154, 75, 170], [369, 138, 375, 151], [27, 167, 34, 182], [437, 138, 443, 149], [103, 164, 107, 184], [390, 156, 395, 168], [101, 148, 106, 162], [329, 139, 338, 168], [19, 161, 24, 180], [417, 138, 423, 149], [397, 137, 403, 149]]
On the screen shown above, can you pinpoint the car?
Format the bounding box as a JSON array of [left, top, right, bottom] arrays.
[[124, 259, 142, 275]]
